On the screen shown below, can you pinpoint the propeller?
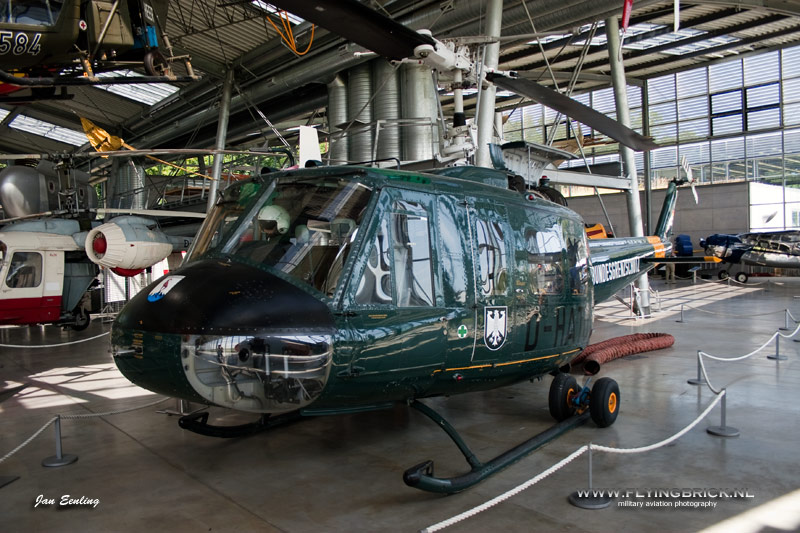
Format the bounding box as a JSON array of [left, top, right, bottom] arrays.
[[680, 155, 698, 203], [270, 0, 657, 152]]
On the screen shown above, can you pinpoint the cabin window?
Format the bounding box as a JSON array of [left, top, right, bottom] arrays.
[[566, 232, 590, 295], [1, 0, 63, 25], [5, 251, 42, 289], [475, 219, 508, 296], [354, 218, 392, 305], [436, 199, 467, 305], [526, 225, 565, 295], [393, 201, 434, 307]]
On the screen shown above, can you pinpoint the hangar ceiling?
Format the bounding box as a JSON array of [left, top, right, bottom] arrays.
[[3, 0, 800, 156]]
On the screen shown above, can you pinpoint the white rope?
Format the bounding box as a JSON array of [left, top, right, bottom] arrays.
[[422, 446, 589, 533], [60, 397, 170, 419], [0, 397, 169, 464], [0, 331, 110, 348], [423, 391, 727, 532], [592, 391, 725, 454], [0, 416, 58, 465], [673, 305, 791, 319], [699, 321, 800, 362]]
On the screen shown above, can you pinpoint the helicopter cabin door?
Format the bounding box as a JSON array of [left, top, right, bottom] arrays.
[[0, 249, 62, 325], [467, 198, 515, 363], [341, 188, 447, 397]]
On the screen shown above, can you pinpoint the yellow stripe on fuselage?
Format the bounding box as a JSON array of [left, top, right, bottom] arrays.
[[431, 348, 581, 375], [647, 236, 667, 258]]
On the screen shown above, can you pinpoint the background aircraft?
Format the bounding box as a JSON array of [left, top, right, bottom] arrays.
[[700, 230, 800, 282], [0, 0, 196, 101]]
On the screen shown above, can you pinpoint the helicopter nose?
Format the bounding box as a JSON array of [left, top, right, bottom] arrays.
[[111, 259, 336, 413]]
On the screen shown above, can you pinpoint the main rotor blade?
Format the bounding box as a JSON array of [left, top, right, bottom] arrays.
[[487, 73, 659, 151], [270, 0, 435, 60]]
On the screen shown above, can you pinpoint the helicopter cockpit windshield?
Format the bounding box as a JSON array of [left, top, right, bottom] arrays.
[[187, 176, 373, 295], [1, 0, 63, 26]]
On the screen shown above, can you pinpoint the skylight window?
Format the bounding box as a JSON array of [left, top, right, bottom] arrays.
[[93, 70, 179, 106], [251, 2, 304, 24], [661, 35, 740, 56], [8, 115, 87, 146], [0, 108, 9, 122]]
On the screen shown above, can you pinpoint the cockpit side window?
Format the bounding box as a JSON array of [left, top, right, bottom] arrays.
[[352, 197, 436, 307], [3, 0, 63, 25], [354, 218, 392, 305], [5, 251, 42, 288]]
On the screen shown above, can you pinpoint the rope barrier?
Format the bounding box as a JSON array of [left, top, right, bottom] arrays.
[[0, 331, 110, 349], [670, 304, 792, 319], [0, 416, 58, 465], [422, 391, 727, 532], [422, 446, 589, 532], [690, 320, 800, 394], [60, 397, 170, 420], [0, 396, 168, 465]]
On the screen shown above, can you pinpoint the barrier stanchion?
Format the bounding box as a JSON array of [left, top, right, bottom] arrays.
[[687, 352, 707, 385], [767, 335, 788, 361], [568, 443, 611, 510], [706, 390, 740, 438], [676, 304, 685, 323], [41, 416, 78, 467], [780, 309, 790, 331]]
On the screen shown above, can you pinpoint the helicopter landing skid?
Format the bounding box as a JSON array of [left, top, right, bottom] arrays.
[[178, 410, 302, 438], [404, 400, 590, 494]]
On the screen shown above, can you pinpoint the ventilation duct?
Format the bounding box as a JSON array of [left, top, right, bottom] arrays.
[[347, 62, 374, 163], [327, 74, 349, 165], [401, 63, 439, 162], [372, 60, 401, 163]]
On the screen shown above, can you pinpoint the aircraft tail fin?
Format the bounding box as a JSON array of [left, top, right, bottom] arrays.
[[653, 178, 685, 241]]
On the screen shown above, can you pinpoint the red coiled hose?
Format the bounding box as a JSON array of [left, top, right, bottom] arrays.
[[572, 333, 675, 375]]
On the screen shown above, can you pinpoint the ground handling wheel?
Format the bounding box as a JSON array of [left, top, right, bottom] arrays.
[[589, 377, 620, 428], [549, 373, 579, 422], [734, 271, 749, 283]]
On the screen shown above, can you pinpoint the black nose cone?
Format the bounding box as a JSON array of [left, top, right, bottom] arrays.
[[115, 259, 335, 335]]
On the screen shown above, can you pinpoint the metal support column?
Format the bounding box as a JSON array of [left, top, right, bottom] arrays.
[[475, 0, 502, 168], [207, 69, 234, 212], [606, 15, 650, 314], [642, 80, 652, 234]]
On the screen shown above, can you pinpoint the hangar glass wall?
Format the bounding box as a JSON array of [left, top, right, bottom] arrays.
[[503, 44, 800, 231]]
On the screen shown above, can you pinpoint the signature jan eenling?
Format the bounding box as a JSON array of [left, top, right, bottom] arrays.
[[34, 494, 100, 508]]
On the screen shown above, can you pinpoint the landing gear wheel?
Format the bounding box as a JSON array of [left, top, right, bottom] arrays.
[[70, 308, 90, 331], [589, 377, 619, 428], [144, 50, 171, 76], [549, 373, 578, 422], [718, 270, 729, 280], [734, 272, 749, 283]]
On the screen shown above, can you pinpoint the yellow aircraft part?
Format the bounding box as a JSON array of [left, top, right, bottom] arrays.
[[585, 223, 608, 239]]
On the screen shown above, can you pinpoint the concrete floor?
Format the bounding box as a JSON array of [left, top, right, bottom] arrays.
[[2, 276, 800, 532]]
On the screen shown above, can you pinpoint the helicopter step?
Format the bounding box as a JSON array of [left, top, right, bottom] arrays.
[[178, 410, 302, 439], [403, 400, 591, 494]]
